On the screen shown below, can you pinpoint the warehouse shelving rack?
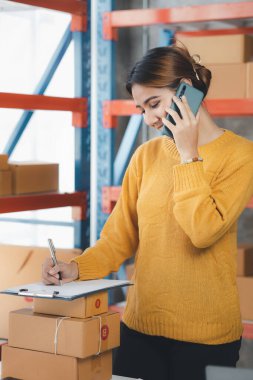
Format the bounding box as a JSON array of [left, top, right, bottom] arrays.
[[100, 1, 253, 219], [0, 0, 90, 248], [96, 1, 253, 333]]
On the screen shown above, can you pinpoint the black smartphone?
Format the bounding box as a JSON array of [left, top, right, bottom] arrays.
[[162, 82, 204, 139]]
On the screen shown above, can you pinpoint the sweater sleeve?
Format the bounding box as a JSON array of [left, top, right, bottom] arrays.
[[72, 153, 139, 280], [173, 158, 253, 249]]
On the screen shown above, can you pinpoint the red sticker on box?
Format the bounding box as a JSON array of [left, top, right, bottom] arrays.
[[25, 297, 33, 303], [95, 298, 101, 308], [101, 325, 109, 340]]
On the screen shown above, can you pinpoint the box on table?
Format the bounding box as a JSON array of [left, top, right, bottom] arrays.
[[237, 245, 253, 276], [246, 62, 253, 98], [237, 276, 253, 320], [206, 63, 247, 99], [177, 34, 253, 64], [2, 345, 112, 380], [9, 308, 120, 358], [0, 244, 81, 339], [0, 170, 12, 196], [33, 291, 108, 318], [0, 154, 9, 170], [9, 161, 59, 194]]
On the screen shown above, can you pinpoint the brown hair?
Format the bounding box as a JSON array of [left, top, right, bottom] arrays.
[[126, 41, 211, 99]]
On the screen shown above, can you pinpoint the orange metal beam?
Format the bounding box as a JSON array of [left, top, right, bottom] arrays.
[[205, 99, 253, 117], [176, 27, 253, 37], [12, 0, 87, 15], [103, 2, 253, 39], [102, 186, 121, 213], [0, 93, 87, 128], [0, 93, 84, 112], [103, 99, 253, 127], [0, 192, 87, 216]]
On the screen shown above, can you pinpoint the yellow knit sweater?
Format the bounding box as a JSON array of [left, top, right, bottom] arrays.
[[73, 130, 253, 344]]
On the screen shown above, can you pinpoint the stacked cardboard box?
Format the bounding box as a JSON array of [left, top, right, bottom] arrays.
[[0, 244, 82, 339], [9, 161, 59, 194], [177, 34, 253, 99], [0, 153, 59, 195], [0, 154, 12, 196], [236, 244, 253, 321], [2, 291, 120, 380]]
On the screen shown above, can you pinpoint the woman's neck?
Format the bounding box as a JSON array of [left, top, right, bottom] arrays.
[[197, 105, 224, 147]]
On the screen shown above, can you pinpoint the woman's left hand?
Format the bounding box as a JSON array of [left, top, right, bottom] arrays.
[[162, 95, 200, 162]]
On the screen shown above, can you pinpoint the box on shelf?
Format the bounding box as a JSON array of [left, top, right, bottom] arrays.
[[2, 345, 112, 380], [246, 62, 253, 98], [9, 308, 120, 358], [9, 161, 59, 194], [0, 170, 12, 196], [237, 276, 253, 320], [177, 34, 253, 64], [237, 245, 253, 276], [206, 63, 247, 99], [0, 244, 82, 339], [34, 291, 108, 318], [0, 154, 9, 170]]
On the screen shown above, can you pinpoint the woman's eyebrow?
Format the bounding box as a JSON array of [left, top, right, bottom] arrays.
[[136, 96, 160, 108]]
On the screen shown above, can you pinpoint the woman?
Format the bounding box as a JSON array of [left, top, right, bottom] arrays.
[[42, 43, 253, 380]]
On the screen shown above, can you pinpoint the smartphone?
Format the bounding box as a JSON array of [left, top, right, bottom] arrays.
[[162, 82, 204, 139]]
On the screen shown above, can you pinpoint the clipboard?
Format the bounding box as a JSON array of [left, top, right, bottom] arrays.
[[0, 279, 132, 301]]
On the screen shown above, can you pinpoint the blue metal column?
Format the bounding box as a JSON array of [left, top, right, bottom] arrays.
[[4, 25, 72, 157], [73, 8, 91, 249], [95, 0, 115, 238]]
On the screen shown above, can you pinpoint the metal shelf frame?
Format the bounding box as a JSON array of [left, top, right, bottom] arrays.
[[98, 3, 253, 220], [0, 1, 90, 249]]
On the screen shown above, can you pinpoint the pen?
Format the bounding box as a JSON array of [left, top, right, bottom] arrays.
[[48, 238, 62, 286]]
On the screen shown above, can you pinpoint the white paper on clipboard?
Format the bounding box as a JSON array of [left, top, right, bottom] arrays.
[[0, 279, 132, 300]]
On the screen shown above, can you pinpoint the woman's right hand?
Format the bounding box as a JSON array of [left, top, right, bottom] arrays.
[[42, 258, 79, 285]]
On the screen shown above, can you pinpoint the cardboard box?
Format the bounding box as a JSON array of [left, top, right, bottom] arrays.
[[246, 62, 253, 98], [9, 308, 120, 358], [34, 291, 108, 318], [206, 63, 247, 99], [237, 245, 253, 276], [177, 34, 253, 64], [0, 170, 12, 196], [0, 154, 9, 170], [0, 244, 81, 339], [9, 161, 59, 194], [2, 345, 112, 380], [0, 340, 7, 361], [237, 276, 253, 320]]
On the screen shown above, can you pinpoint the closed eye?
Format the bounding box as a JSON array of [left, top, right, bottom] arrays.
[[150, 101, 160, 109]]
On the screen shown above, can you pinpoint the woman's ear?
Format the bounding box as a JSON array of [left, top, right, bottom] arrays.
[[180, 78, 192, 86]]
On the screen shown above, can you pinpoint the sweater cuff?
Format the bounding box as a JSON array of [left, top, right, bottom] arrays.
[[71, 252, 101, 280], [173, 161, 207, 192]]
